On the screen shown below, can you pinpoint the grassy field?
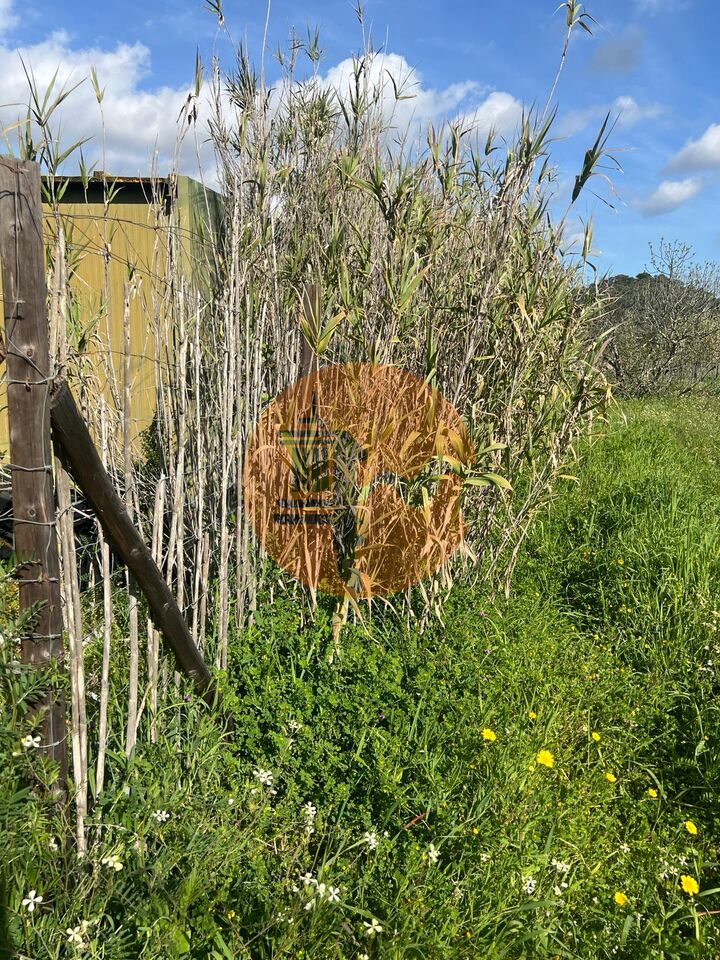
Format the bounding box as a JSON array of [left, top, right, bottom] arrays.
[[3, 395, 720, 959]]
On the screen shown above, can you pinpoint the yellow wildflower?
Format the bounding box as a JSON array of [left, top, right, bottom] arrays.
[[536, 749, 554, 768], [614, 891, 628, 907], [685, 820, 698, 836], [482, 728, 497, 742], [647, 788, 658, 799], [605, 772, 617, 783], [591, 731, 601, 742], [680, 875, 699, 897], [528, 711, 537, 720]]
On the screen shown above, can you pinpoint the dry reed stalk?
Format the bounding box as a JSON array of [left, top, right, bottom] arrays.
[[148, 473, 166, 742], [122, 281, 140, 755], [95, 401, 113, 793], [49, 229, 88, 851]]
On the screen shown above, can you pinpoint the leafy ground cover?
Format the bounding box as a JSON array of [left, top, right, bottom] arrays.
[[2, 396, 720, 958]]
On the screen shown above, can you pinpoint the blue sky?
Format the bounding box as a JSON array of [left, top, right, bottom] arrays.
[[0, 0, 717, 275]]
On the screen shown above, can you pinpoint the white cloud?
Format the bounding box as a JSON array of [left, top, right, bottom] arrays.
[[0, 29, 200, 176], [0, 28, 513, 179], [556, 95, 663, 138], [319, 53, 522, 142], [0, 0, 16, 36], [667, 123, 720, 172], [636, 177, 703, 216], [460, 91, 524, 138]]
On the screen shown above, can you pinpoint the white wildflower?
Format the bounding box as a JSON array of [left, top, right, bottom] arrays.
[[550, 858, 570, 874], [300, 871, 315, 888], [65, 925, 86, 947], [288, 720, 302, 734], [48, 837, 59, 853], [427, 843, 440, 864], [253, 768, 274, 788], [364, 918, 383, 936], [522, 877, 537, 895], [21, 734, 41, 750], [21, 890, 42, 913], [327, 885, 340, 903], [101, 854, 123, 871], [363, 830, 379, 850], [152, 809, 170, 823]]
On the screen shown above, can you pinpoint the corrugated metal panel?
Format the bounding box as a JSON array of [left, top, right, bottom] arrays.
[[0, 175, 219, 461]]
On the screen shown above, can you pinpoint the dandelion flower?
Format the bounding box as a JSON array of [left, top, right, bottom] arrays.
[[21, 890, 42, 913], [591, 731, 601, 742], [614, 891, 628, 907], [685, 820, 698, 836], [680, 874, 699, 897], [482, 728, 496, 742], [528, 711, 537, 720], [647, 788, 658, 799], [605, 772, 617, 783], [536, 749, 554, 768]]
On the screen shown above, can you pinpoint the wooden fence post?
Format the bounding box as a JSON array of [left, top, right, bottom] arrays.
[[0, 157, 66, 783]]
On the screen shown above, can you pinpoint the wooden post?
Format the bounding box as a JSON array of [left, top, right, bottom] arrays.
[[49, 378, 213, 697], [0, 157, 66, 782]]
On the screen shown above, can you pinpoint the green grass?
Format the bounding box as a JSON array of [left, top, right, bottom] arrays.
[[2, 396, 720, 959]]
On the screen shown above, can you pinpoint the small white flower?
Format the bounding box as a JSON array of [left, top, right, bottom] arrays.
[[21, 890, 42, 912], [360, 955, 370, 960], [300, 871, 315, 887], [9, 659, 22, 675], [228, 797, 235, 806], [253, 768, 274, 788], [65, 925, 86, 947], [48, 837, 59, 853], [288, 720, 302, 734], [427, 843, 440, 864], [363, 830, 379, 850], [21, 734, 41, 750], [315, 882, 327, 899], [327, 885, 340, 903], [152, 809, 170, 823], [87, 691, 99, 702], [364, 918, 383, 936], [522, 877, 537, 895], [304, 898, 315, 911], [101, 854, 123, 871], [550, 858, 570, 874], [552, 883, 568, 896], [303, 802, 317, 820]]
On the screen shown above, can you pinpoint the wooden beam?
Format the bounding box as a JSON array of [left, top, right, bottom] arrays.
[[0, 157, 66, 782], [49, 378, 213, 697]]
